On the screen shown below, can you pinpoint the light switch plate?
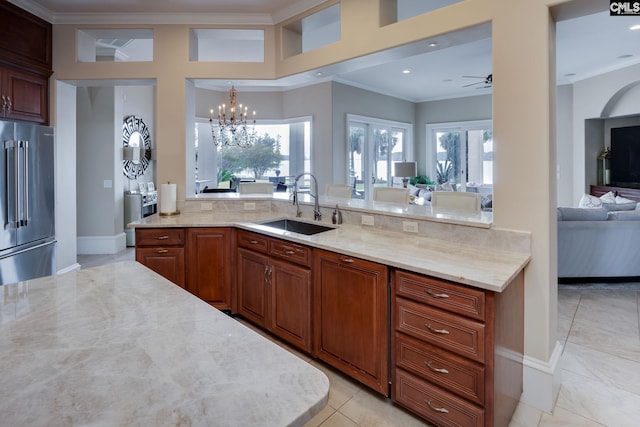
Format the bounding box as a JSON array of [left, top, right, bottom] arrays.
[[244, 202, 256, 211], [361, 215, 374, 226], [201, 202, 213, 211]]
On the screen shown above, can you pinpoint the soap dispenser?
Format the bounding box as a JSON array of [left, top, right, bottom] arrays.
[[332, 204, 343, 224]]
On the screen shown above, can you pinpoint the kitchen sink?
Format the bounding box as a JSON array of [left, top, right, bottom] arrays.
[[260, 219, 335, 235]]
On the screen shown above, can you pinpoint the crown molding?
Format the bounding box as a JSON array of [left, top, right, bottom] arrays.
[[8, 0, 330, 25]]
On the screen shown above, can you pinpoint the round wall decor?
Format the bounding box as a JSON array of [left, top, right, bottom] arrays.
[[122, 115, 152, 180]]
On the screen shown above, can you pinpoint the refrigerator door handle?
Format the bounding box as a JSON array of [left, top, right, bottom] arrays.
[[20, 140, 28, 227], [4, 139, 20, 229]]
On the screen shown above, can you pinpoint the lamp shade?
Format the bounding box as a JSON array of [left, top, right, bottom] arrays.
[[394, 161, 416, 177]]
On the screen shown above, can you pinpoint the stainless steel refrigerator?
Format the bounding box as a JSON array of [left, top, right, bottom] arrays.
[[0, 120, 55, 285]]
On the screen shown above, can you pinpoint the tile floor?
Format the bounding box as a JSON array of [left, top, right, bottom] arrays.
[[77, 250, 640, 427]]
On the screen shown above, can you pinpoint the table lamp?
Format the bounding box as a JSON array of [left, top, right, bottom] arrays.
[[394, 161, 416, 188]]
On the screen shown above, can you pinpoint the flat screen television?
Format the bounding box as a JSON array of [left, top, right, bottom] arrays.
[[610, 125, 640, 188]]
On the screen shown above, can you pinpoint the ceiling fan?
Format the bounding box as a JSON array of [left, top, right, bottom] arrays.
[[462, 73, 493, 88]]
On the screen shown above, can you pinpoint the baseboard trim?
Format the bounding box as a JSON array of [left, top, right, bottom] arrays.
[[520, 340, 563, 412], [77, 233, 126, 255], [57, 263, 81, 275]]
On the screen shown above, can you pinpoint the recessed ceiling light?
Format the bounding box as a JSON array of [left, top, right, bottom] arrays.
[[618, 54, 633, 59], [564, 73, 576, 77], [316, 72, 323, 76], [402, 70, 411, 74], [630, 24, 640, 30], [428, 42, 437, 47]]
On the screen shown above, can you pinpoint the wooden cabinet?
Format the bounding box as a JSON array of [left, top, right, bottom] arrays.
[[1, 67, 48, 123], [392, 269, 524, 427], [135, 228, 185, 288], [136, 227, 233, 310], [0, 1, 52, 124], [237, 230, 312, 352], [313, 249, 389, 396], [186, 228, 232, 311]]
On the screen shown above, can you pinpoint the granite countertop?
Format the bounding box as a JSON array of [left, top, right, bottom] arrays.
[[132, 212, 530, 292], [0, 262, 329, 427]]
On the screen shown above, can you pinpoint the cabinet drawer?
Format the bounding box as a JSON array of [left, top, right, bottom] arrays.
[[269, 239, 311, 267], [394, 369, 484, 427], [395, 270, 486, 321], [237, 230, 269, 253], [395, 332, 484, 405], [136, 228, 184, 246], [396, 297, 485, 363]]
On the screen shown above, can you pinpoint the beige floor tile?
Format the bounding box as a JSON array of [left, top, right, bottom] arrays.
[[317, 411, 360, 427], [303, 404, 337, 427], [508, 401, 542, 427], [562, 342, 640, 395], [572, 291, 639, 336], [567, 320, 640, 363], [308, 361, 363, 410], [555, 370, 640, 427], [538, 406, 606, 426], [338, 387, 431, 427]]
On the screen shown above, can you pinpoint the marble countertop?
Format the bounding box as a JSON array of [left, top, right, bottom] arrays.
[[132, 212, 529, 292], [0, 262, 329, 427]]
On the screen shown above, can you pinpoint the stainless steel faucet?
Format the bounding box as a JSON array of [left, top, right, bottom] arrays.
[[293, 173, 322, 221]]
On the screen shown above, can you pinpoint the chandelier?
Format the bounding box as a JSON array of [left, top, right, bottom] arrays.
[[210, 85, 256, 148]]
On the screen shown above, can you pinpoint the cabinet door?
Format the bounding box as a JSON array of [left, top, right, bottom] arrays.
[[270, 257, 312, 352], [3, 67, 48, 124], [136, 247, 185, 288], [314, 249, 389, 396], [186, 228, 231, 310], [237, 247, 270, 328]]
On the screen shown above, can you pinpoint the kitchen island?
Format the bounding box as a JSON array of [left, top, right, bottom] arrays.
[[0, 262, 329, 427]]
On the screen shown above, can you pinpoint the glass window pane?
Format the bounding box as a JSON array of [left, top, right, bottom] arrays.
[[190, 29, 264, 62]]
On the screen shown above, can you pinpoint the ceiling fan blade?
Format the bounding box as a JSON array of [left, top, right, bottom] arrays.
[[463, 81, 483, 87]]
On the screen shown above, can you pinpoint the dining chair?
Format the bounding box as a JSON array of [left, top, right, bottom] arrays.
[[430, 191, 481, 213], [372, 187, 409, 204], [238, 182, 274, 194], [325, 184, 353, 199]]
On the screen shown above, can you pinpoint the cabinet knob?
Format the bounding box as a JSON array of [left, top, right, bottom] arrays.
[[425, 323, 450, 335], [155, 249, 168, 254], [284, 250, 296, 256], [339, 257, 354, 263], [156, 235, 170, 240], [249, 240, 259, 244]]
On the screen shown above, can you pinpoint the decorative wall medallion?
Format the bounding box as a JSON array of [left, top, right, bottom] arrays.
[[122, 115, 152, 179]]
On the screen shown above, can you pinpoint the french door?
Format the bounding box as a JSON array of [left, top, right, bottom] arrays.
[[348, 115, 411, 201]]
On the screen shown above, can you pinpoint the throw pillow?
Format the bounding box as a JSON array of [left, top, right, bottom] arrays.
[[557, 207, 608, 221], [578, 194, 602, 208], [615, 195, 635, 204], [599, 191, 616, 204], [607, 210, 640, 221]]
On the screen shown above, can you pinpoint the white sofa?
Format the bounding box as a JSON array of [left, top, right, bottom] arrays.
[[557, 206, 640, 280]]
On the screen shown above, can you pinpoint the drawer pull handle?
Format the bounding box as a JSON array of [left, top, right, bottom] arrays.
[[425, 323, 450, 335], [339, 257, 355, 263], [249, 240, 259, 244], [156, 235, 170, 240], [425, 289, 449, 299], [155, 249, 169, 254], [425, 400, 449, 414], [425, 361, 449, 374], [284, 250, 296, 255]]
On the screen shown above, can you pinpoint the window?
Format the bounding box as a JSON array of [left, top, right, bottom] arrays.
[[194, 118, 311, 194], [189, 29, 264, 62], [77, 29, 153, 62], [347, 114, 412, 201], [282, 4, 340, 58], [427, 120, 493, 196]]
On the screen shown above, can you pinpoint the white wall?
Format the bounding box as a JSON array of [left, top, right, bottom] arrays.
[[76, 85, 155, 254]]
